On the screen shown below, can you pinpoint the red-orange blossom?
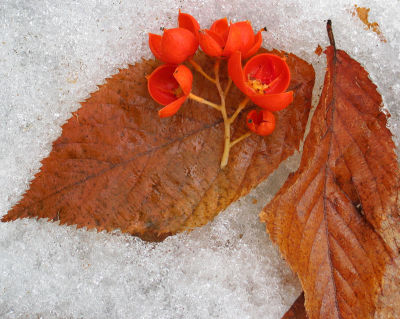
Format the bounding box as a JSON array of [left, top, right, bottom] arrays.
[[146, 11, 294, 167]]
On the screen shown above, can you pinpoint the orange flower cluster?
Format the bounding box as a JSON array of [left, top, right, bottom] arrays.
[[147, 11, 293, 138]]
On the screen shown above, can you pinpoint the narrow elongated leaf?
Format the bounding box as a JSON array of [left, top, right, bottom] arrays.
[[262, 23, 400, 318], [2, 50, 314, 241]]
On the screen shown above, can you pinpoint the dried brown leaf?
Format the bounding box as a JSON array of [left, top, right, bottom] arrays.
[[282, 293, 308, 319], [263, 23, 400, 319], [2, 50, 314, 241]]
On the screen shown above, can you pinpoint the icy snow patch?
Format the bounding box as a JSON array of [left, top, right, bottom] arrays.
[[0, 0, 399, 318]]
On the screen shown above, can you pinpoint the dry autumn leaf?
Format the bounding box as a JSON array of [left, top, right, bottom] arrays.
[[2, 49, 314, 241], [262, 21, 400, 319], [282, 293, 308, 319]]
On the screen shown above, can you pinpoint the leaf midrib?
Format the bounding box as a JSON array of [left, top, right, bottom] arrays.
[[320, 48, 343, 319], [18, 115, 225, 211]]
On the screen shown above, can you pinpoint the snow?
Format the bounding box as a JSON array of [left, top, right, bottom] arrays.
[[0, 0, 399, 318]]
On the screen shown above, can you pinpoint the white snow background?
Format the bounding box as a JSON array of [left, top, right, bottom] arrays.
[[0, 0, 399, 318]]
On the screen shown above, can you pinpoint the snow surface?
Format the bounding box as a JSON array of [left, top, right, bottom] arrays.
[[0, 0, 399, 318]]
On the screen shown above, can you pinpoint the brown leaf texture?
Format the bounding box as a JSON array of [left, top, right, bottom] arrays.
[[262, 25, 400, 319], [282, 293, 308, 319], [2, 50, 314, 241]]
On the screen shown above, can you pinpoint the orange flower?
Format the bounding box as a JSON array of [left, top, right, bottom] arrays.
[[228, 51, 293, 111], [199, 18, 263, 58], [149, 12, 200, 64], [147, 64, 193, 118], [246, 110, 275, 136], [233, 21, 263, 58], [178, 10, 200, 39]]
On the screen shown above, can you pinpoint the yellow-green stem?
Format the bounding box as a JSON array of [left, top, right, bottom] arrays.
[[230, 132, 251, 148], [189, 59, 216, 84], [229, 97, 250, 124], [188, 93, 221, 111], [214, 59, 231, 169], [188, 59, 250, 168], [224, 78, 232, 98]]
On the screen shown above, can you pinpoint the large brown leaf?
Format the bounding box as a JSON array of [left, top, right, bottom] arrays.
[[2, 50, 314, 241], [282, 293, 308, 319], [262, 22, 400, 319]]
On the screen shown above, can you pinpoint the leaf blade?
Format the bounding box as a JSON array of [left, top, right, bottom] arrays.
[[282, 293, 308, 319], [261, 45, 400, 318], [2, 50, 315, 241]]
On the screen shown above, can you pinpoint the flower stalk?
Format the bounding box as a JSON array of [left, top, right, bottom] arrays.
[[229, 97, 250, 124], [214, 59, 232, 168], [189, 59, 251, 168], [188, 93, 220, 111], [230, 132, 251, 148], [146, 11, 293, 170], [188, 59, 216, 84]]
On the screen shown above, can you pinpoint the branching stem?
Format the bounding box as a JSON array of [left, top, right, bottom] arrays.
[[189, 58, 253, 168], [224, 78, 232, 98], [229, 97, 250, 124], [189, 59, 216, 84], [214, 59, 232, 168], [230, 132, 251, 148], [188, 93, 221, 111]]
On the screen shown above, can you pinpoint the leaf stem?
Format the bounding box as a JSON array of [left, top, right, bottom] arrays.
[[230, 132, 252, 148], [229, 97, 250, 124], [188, 93, 221, 111], [327, 20, 335, 49], [189, 59, 216, 84]]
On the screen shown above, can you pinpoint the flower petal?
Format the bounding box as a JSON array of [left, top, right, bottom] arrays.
[[147, 65, 179, 105], [243, 30, 262, 59], [178, 10, 200, 38], [161, 28, 199, 64], [222, 23, 241, 57], [199, 30, 224, 57], [265, 66, 291, 94], [256, 112, 275, 135], [173, 65, 193, 95], [148, 33, 163, 61], [227, 51, 253, 96], [210, 17, 229, 41], [158, 96, 187, 118], [244, 53, 291, 93], [249, 91, 294, 111], [246, 110, 258, 133], [233, 21, 255, 55], [246, 109, 275, 136]]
